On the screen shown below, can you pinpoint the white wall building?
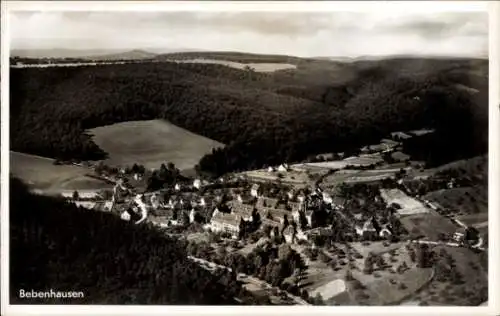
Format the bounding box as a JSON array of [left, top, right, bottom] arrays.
[[250, 184, 261, 198], [193, 179, 201, 189]]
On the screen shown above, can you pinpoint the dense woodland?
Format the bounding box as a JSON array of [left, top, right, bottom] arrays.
[[10, 55, 488, 176], [9, 177, 245, 305]]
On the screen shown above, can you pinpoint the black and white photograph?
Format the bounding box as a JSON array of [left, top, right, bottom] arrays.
[[1, 0, 499, 314]]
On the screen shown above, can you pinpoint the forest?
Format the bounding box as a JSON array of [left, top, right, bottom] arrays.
[[9, 177, 245, 305], [10, 55, 488, 176]]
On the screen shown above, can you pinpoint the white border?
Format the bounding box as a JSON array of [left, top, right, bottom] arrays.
[[1, 1, 498, 316]]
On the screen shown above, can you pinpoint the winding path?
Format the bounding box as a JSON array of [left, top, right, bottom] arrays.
[[187, 255, 310, 305]]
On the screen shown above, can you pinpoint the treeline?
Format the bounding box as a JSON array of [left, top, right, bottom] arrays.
[[10, 57, 488, 176], [186, 240, 323, 303], [9, 177, 243, 305]]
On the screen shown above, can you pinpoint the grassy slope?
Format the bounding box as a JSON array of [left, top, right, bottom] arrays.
[[423, 155, 488, 217], [89, 119, 224, 171], [10, 151, 112, 191], [423, 187, 488, 216]]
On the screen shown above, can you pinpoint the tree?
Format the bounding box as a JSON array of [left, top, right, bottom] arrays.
[[313, 293, 325, 305], [397, 261, 409, 274], [278, 244, 292, 261], [300, 290, 310, 301], [409, 249, 416, 263], [72, 190, 79, 201], [416, 244, 431, 268], [374, 254, 386, 269], [363, 255, 375, 274], [345, 268, 354, 281]]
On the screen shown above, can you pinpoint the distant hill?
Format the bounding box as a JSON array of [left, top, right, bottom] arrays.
[[10, 48, 198, 60], [82, 49, 158, 61], [157, 51, 311, 65], [10, 48, 129, 59], [10, 51, 488, 176], [313, 54, 487, 63]]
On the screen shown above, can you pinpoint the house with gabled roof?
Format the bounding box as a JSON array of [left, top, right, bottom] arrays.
[[355, 217, 380, 239], [278, 164, 290, 173], [228, 201, 254, 221], [250, 183, 262, 197], [207, 208, 244, 238]]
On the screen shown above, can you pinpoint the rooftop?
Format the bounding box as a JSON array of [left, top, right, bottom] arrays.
[[211, 211, 242, 227], [256, 196, 279, 209], [262, 218, 282, 228], [390, 131, 413, 140]]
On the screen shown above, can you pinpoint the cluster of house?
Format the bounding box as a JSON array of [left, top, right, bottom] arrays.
[[202, 181, 398, 243], [267, 163, 291, 173], [59, 190, 113, 212], [313, 128, 434, 165]]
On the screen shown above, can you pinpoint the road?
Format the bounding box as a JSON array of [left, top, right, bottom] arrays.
[[187, 255, 310, 305], [409, 239, 485, 251]]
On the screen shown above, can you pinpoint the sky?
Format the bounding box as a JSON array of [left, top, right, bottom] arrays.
[[9, 5, 489, 58]]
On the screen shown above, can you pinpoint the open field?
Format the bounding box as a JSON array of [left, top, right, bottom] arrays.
[[309, 279, 346, 301], [380, 189, 429, 216], [423, 186, 487, 216], [399, 211, 458, 240], [10, 151, 111, 192], [244, 169, 312, 187], [320, 168, 399, 188], [297, 156, 383, 170], [170, 58, 297, 72], [89, 119, 224, 171]]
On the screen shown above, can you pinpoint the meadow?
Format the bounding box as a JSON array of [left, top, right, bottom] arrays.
[[89, 119, 224, 171], [10, 151, 111, 192], [170, 58, 297, 72]]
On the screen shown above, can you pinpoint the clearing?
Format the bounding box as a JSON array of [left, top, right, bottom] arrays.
[[88, 119, 224, 171], [380, 188, 430, 216], [399, 211, 458, 240], [10, 151, 111, 192], [170, 58, 297, 72], [297, 155, 383, 171], [244, 169, 311, 187]]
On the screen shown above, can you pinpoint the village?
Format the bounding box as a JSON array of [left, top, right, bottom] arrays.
[[56, 128, 487, 305]]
